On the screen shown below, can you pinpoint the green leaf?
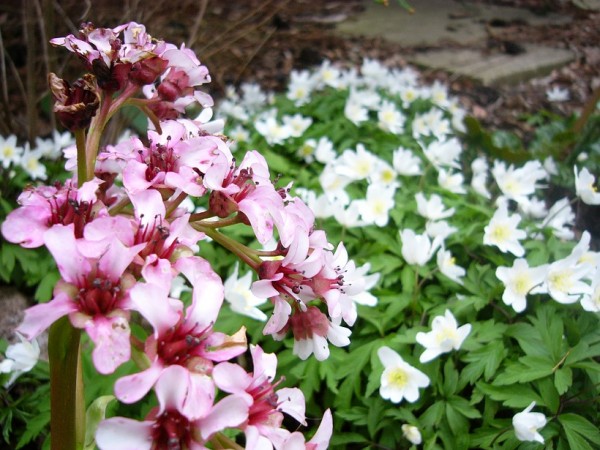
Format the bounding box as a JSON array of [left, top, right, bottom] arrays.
[[15, 411, 50, 449], [34, 270, 60, 302], [447, 396, 482, 419], [84, 395, 115, 450], [400, 265, 415, 293], [554, 366, 573, 395], [329, 432, 369, 446], [445, 402, 469, 435], [558, 414, 600, 446], [476, 382, 542, 408], [461, 340, 506, 383], [441, 359, 458, 396], [420, 401, 445, 428]]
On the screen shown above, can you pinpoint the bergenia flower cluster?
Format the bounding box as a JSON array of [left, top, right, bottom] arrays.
[[0, 22, 385, 448]]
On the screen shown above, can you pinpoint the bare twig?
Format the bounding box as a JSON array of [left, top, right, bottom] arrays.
[[23, 0, 38, 145], [34, 0, 56, 131], [186, 0, 209, 49], [0, 28, 13, 135]]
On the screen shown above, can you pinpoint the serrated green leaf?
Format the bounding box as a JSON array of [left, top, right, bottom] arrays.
[[558, 414, 600, 446], [420, 401, 445, 428], [476, 382, 542, 408], [442, 359, 458, 396], [15, 411, 50, 449], [447, 396, 481, 419], [445, 402, 469, 435], [554, 366, 573, 395]]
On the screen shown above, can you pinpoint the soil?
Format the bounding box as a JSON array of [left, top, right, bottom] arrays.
[[0, 0, 598, 139]]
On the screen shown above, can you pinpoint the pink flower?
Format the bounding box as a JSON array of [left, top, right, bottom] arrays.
[[16, 224, 143, 374], [213, 345, 306, 449], [114, 257, 247, 420], [96, 365, 249, 450], [280, 409, 333, 450], [1, 178, 104, 248], [122, 121, 227, 196], [207, 150, 284, 244]]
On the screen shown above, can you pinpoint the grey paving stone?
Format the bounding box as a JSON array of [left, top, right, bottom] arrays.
[[410, 45, 576, 85]]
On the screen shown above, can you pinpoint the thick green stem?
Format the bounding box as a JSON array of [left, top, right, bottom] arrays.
[[197, 225, 261, 271], [75, 129, 87, 185], [48, 317, 85, 450]]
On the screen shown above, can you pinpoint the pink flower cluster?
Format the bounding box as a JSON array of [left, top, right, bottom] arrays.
[[0, 21, 377, 448]]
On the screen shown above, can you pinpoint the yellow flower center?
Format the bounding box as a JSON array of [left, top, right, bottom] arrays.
[[491, 224, 510, 242], [548, 271, 573, 293], [387, 368, 408, 388], [514, 274, 531, 295]]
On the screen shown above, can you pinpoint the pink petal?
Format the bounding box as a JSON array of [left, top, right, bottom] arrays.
[[276, 388, 306, 425], [308, 409, 333, 450], [176, 256, 224, 327], [1, 206, 50, 248], [97, 239, 145, 282], [250, 345, 277, 381], [263, 296, 291, 336], [212, 362, 253, 395], [198, 395, 249, 441], [130, 284, 182, 337], [182, 371, 215, 420], [44, 224, 90, 283], [86, 315, 131, 374], [16, 293, 77, 339], [114, 362, 163, 404], [95, 417, 153, 450], [123, 159, 153, 193], [155, 365, 190, 413], [129, 189, 166, 224]]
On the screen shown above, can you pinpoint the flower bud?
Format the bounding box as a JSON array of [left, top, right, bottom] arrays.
[[48, 73, 100, 131]]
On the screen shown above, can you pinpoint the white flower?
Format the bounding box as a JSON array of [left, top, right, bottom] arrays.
[[513, 402, 547, 443], [574, 166, 600, 205], [333, 200, 366, 228], [287, 70, 315, 106], [377, 100, 405, 134], [255, 116, 292, 145], [0, 135, 23, 169], [282, 114, 312, 138], [471, 157, 489, 175], [400, 229, 442, 266], [344, 91, 369, 126], [20, 145, 47, 180], [228, 124, 250, 152], [316, 60, 340, 88], [518, 197, 548, 219], [297, 139, 318, 163], [378, 346, 430, 404], [438, 168, 466, 194], [425, 220, 457, 240], [580, 267, 600, 312], [335, 144, 378, 181], [314, 137, 336, 164], [496, 259, 548, 313], [546, 86, 569, 102], [437, 249, 466, 285], [356, 183, 396, 227], [319, 166, 351, 205], [532, 231, 594, 304], [370, 158, 398, 187], [415, 193, 455, 221], [361, 58, 390, 87], [540, 197, 575, 240], [393, 147, 422, 176], [491, 161, 547, 204], [483, 203, 526, 257], [415, 310, 471, 363], [399, 85, 421, 108], [402, 424, 422, 445], [0, 333, 40, 387], [224, 264, 268, 321], [422, 138, 462, 170], [471, 173, 491, 199]]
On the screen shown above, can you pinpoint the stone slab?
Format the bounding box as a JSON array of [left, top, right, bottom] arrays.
[[410, 45, 576, 85], [336, 0, 572, 47]]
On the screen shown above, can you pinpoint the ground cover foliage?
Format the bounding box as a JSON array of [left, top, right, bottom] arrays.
[[0, 54, 599, 449], [213, 60, 600, 449]]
